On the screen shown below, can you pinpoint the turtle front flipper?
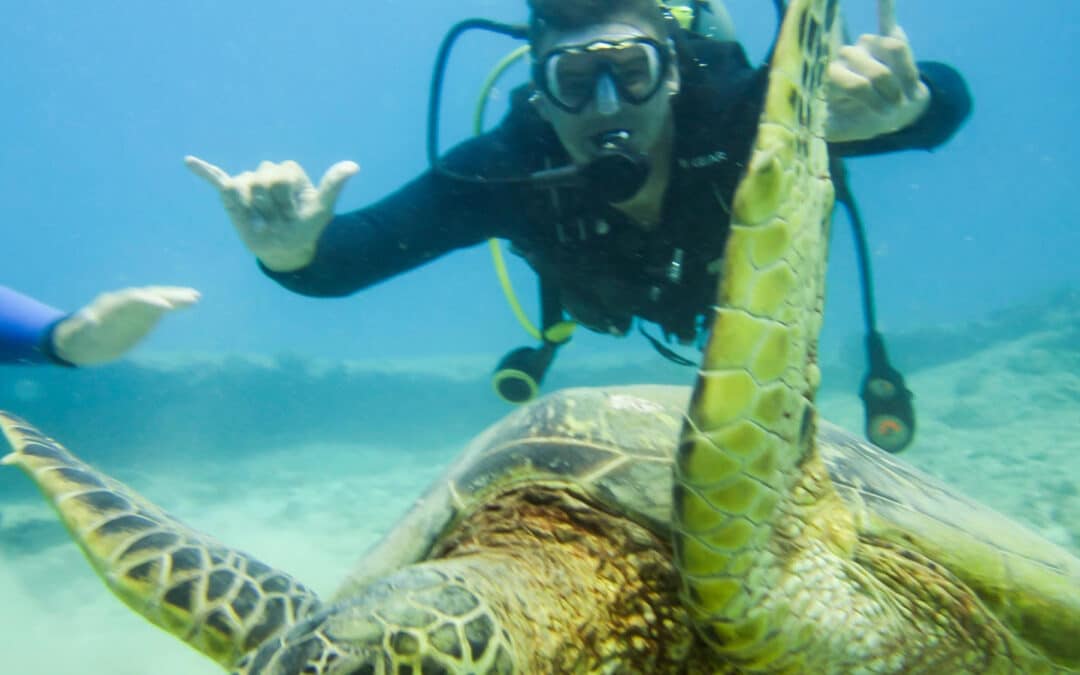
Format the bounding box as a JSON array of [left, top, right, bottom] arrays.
[[0, 412, 321, 671], [672, 0, 1080, 671], [672, 0, 846, 667]]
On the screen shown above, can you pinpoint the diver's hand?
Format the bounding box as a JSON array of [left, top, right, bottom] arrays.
[[825, 0, 930, 143], [185, 156, 359, 272], [52, 286, 201, 366]]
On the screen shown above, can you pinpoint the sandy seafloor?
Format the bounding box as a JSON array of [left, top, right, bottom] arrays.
[[0, 294, 1078, 674]]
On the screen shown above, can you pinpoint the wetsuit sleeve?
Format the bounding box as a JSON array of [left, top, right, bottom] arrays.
[[0, 286, 73, 366], [829, 61, 973, 157], [261, 135, 528, 298]]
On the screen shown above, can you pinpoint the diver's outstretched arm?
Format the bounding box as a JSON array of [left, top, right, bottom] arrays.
[[51, 286, 200, 365]]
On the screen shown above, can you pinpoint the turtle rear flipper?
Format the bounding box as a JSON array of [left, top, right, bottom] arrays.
[[0, 412, 321, 670]]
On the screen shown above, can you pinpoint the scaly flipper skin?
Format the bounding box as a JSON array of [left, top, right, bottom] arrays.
[[244, 486, 709, 674], [234, 558, 519, 674], [0, 411, 320, 671], [673, 0, 1074, 671], [672, 0, 844, 667]]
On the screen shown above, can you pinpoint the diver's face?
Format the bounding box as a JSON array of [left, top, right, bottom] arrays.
[[532, 21, 679, 165]]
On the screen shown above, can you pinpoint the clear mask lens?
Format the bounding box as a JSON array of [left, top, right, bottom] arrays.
[[541, 38, 667, 113]]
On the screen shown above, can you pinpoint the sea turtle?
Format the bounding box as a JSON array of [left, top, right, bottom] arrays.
[[3, 0, 1079, 672]]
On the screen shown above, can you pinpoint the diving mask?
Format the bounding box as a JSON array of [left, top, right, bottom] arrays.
[[534, 37, 672, 113]]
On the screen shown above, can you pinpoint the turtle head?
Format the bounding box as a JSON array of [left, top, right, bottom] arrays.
[[234, 565, 515, 674]]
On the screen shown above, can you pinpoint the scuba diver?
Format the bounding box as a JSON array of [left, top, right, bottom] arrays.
[[187, 0, 971, 451], [1, 285, 199, 366]]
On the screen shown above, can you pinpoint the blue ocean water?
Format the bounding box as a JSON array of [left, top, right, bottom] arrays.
[[2, 0, 1077, 363]]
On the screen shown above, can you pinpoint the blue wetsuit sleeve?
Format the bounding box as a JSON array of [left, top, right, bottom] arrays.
[[829, 61, 972, 157], [0, 286, 73, 365], [261, 134, 527, 298]]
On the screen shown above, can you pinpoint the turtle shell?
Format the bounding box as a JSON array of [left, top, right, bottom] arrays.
[[335, 385, 1080, 667], [334, 385, 687, 598]]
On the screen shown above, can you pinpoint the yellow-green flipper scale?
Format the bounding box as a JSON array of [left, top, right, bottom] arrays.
[[673, 0, 1077, 671], [0, 412, 321, 671], [673, 0, 840, 666]]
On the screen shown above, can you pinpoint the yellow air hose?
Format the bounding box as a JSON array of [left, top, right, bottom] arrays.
[[474, 45, 575, 344]]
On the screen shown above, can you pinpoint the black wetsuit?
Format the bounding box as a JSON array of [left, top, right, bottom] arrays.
[[265, 34, 971, 345]]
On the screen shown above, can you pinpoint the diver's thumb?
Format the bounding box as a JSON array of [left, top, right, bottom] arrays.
[[316, 161, 360, 210]]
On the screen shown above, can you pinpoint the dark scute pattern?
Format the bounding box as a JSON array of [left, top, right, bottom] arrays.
[[19, 441, 64, 461], [54, 466, 107, 489], [121, 531, 181, 560], [437, 585, 479, 617], [170, 547, 206, 574], [799, 406, 813, 448], [244, 637, 284, 675], [97, 514, 157, 537], [7, 421, 40, 435], [796, 73, 809, 125], [125, 559, 159, 583], [390, 630, 421, 656], [164, 578, 196, 611], [207, 569, 236, 601], [429, 623, 462, 659], [262, 574, 291, 594], [825, 0, 838, 29], [464, 615, 494, 661], [232, 580, 261, 621], [288, 594, 309, 622], [73, 489, 131, 514], [421, 656, 450, 675], [805, 13, 819, 56], [244, 596, 288, 652], [205, 608, 235, 636]]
